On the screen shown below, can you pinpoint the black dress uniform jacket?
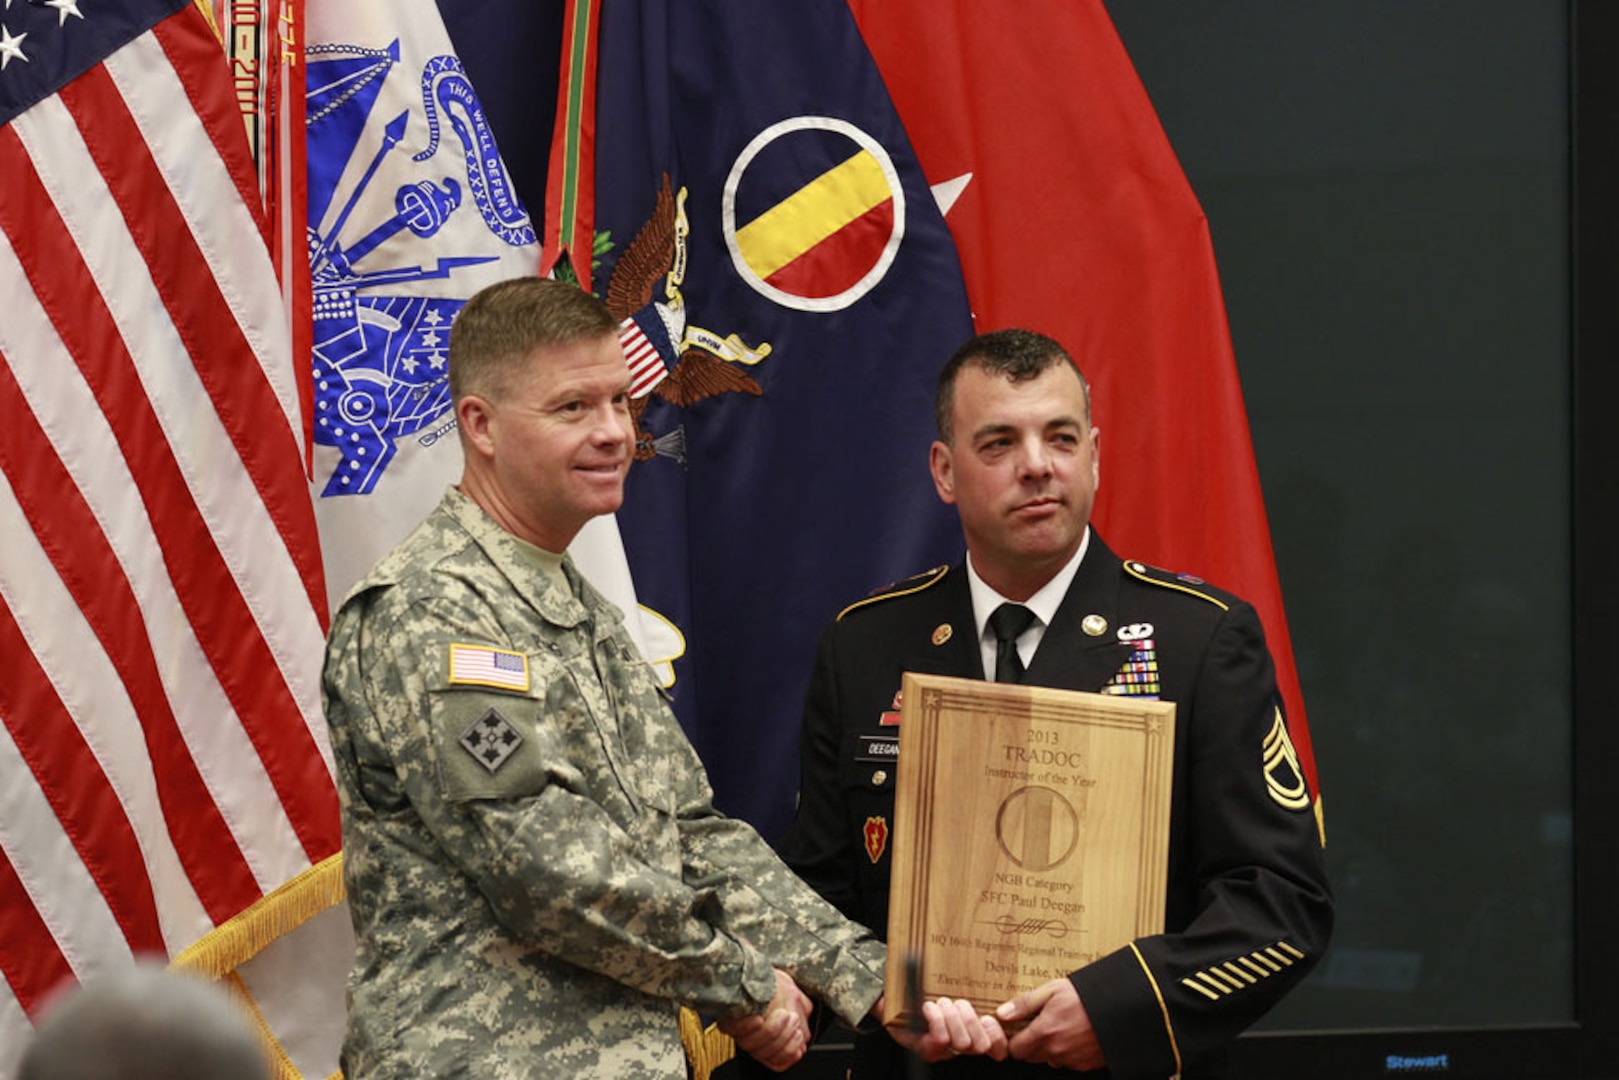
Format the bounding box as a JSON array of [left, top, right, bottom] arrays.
[[776, 534, 1332, 1080]]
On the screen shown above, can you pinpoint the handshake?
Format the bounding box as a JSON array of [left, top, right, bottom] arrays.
[[718, 968, 1105, 1072]]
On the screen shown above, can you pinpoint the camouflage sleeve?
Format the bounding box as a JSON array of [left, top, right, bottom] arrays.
[[673, 792, 887, 1028], [596, 613, 886, 1026], [349, 593, 780, 1018]]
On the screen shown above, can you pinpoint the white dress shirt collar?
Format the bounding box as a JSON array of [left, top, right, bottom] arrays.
[[966, 527, 1091, 680]]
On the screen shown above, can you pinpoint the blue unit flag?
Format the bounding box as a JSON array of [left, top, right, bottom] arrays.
[[589, 0, 974, 837]]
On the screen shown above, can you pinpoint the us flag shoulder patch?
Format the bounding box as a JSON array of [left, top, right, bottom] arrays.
[[448, 644, 530, 691]]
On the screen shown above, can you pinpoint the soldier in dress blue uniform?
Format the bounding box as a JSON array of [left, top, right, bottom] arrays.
[[749, 329, 1333, 1078]]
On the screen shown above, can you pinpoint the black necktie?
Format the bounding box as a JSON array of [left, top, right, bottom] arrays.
[[989, 603, 1037, 683]]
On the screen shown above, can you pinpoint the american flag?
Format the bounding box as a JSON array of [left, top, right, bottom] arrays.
[[618, 311, 674, 400], [448, 644, 530, 691], [0, 0, 340, 1069]]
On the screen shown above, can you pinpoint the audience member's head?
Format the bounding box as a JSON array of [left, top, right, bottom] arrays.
[[19, 965, 270, 1080]]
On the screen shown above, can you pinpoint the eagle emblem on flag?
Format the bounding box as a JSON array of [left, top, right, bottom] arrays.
[[602, 175, 772, 463]]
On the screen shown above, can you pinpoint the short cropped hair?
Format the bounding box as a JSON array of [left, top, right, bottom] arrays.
[[934, 328, 1091, 445], [448, 277, 619, 404]]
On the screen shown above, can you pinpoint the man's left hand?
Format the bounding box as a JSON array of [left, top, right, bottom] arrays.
[[717, 969, 814, 1072]]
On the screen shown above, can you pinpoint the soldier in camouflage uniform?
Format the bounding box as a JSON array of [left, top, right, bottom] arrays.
[[322, 278, 943, 1079]]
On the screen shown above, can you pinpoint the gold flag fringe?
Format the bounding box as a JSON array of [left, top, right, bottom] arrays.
[[192, 0, 220, 39], [221, 970, 304, 1080], [169, 855, 349, 1080], [679, 1005, 737, 1080], [172, 853, 348, 978]]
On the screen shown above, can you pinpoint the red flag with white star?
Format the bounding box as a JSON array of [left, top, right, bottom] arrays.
[[850, 0, 1321, 814]]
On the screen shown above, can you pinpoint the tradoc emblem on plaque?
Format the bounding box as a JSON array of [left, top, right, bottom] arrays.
[[994, 785, 1081, 872]]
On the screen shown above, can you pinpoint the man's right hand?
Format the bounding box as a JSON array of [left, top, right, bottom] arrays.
[[888, 997, 1009, 1063], [717, 969, 813, 1072]]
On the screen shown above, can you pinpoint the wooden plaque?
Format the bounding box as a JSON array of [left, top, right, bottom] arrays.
[[882, 672, 1176, 1025]]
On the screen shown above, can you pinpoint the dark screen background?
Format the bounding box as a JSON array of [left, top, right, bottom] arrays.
[[1104, 2, 1572, 1031]]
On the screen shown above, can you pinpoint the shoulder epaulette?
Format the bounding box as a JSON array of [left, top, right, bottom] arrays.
[[836, 565, 950, 621], [1121, 560, 1231, 612]]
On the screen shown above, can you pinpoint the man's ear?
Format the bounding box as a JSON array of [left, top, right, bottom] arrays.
[[457, 394, 496, 459], [1090, 425, 1101, 491], [929, 440, 957, 505]]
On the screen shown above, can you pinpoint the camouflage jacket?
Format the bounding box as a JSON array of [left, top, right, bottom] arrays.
[[322, 488, 885, 1079]]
